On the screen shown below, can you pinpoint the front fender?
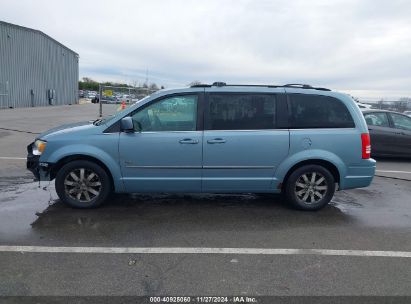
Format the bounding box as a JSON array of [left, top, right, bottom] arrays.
[[274, 149, 346, 186], [43, 144, 124, 192]]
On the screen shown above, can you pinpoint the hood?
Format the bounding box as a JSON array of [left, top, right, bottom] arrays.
[[38, 121, 97, 139]]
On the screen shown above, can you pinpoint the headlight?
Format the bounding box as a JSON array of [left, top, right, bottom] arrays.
[[33, 140, 47, 155]]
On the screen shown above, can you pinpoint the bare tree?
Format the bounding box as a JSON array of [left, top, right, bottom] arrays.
[[188, 80, 202, 86], [377, 99, 384, 110], [131, 80, 139, 88], [149, 83, 159, 91]]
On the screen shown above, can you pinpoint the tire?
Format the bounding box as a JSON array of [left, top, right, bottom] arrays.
[[284, 165, 335, 211], [55, 160, 111, 208]]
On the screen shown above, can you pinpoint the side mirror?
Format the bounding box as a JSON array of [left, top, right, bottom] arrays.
[[120, 117, 134, 132]]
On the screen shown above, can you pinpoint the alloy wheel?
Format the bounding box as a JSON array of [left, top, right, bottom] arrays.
[[294, 171, 328, 204], [64, 168, 102, 203]]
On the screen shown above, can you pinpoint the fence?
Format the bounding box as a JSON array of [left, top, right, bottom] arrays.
[[366, 100, 411, 113], [98, 85, 158, 117]]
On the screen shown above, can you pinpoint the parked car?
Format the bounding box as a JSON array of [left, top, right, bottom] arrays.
[[362, 109, 411, 158], [27, 83, 376, 210], [101, 96, 117, 104], [87, 92, 97, 99], [119, 94, 131, 103], [403, 110, 411, 117], [357, 102, 372, 109]]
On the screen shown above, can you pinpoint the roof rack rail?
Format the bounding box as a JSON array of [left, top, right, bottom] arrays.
[[284, 83, 312, 88], [283, 84, 331, 91], [190, 83, 279, 88], [190, 82, 331, 91], [190, 84, 212, 88]]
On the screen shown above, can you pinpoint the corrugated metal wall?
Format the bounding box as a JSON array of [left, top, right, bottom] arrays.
[[0, 21, 79, 108]]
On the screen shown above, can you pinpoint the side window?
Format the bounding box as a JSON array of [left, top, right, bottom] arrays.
[[390, 113, 411, 131], [206, 94, 276, 130], [131, 95, 198, 132], [289, 94, 355, 128], [364, 113, 390, 127]]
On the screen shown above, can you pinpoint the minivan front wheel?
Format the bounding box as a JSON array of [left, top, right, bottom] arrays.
[[55, 160, 111, 208], [285, 165, 335, 211]]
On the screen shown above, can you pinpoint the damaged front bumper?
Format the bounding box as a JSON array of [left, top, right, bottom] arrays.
[[26, 142, 53, 181]]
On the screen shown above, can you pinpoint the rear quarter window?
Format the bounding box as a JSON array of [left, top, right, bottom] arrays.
[[288, 94, 355, 128]]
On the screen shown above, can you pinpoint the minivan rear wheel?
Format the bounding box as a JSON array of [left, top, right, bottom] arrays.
[[285, 165, 335, 211], [55, 160, 111, 208]]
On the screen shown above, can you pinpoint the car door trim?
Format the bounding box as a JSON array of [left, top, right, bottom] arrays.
[[125, 165, 202, 169], [125, 165, 275, 169], [203, 165, 275, 169], [135, 131, 200, 134]]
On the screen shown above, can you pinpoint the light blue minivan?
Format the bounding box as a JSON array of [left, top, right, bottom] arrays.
[[27, 83, 376, 210]]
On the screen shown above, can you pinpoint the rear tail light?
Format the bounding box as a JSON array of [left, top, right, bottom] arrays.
[[361, 133, 371, 159]]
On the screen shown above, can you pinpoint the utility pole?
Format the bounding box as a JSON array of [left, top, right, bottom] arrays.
[[99, 84, 102, 117], [145, 69, 149, 95]]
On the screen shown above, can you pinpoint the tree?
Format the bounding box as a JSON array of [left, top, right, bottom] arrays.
[[78, 76, 162, 92], [398, 97, 411, 112], [188, 80, 202, 86], [79, 78, 99, 91], [377, 99, 384, 110], [149, 83, 159, 91]]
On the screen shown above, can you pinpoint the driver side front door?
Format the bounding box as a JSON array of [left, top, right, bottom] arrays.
[[119, 93, 203, 192]]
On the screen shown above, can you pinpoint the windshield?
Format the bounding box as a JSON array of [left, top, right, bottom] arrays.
[[94, 95, 152, 126]]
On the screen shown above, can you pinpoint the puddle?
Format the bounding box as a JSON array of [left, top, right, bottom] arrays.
[[0, 181, 58, 241]]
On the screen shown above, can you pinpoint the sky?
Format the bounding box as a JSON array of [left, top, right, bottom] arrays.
[[1, 0, 411, 100]]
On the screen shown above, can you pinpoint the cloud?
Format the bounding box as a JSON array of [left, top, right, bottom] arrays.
[[1, 0, 411, 99]]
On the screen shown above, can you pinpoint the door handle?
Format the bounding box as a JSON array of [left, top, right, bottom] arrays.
[[207, 138, 226, 144], [179, 138, 199, 144]]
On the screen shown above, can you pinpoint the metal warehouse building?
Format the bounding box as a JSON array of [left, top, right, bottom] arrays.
[[0, 21, 78, 108]]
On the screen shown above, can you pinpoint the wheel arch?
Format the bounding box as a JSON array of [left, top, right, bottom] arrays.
[[281, 159, 340, 192], [51, 155, 115, 191]]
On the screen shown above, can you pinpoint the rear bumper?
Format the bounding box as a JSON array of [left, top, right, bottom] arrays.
[[339, 159, 376, 190], [26, 142, 52, 181]]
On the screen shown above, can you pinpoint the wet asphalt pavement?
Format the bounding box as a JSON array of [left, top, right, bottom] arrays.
[[1, 177, 411, 250], [0, 177, 411, 295], [0, 104, 411, 296]]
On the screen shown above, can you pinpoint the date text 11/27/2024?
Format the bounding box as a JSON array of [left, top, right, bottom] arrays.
[[149, 296, 257, 303]]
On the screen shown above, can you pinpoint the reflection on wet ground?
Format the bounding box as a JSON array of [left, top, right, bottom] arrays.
[[0, 176, 410, 249]]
